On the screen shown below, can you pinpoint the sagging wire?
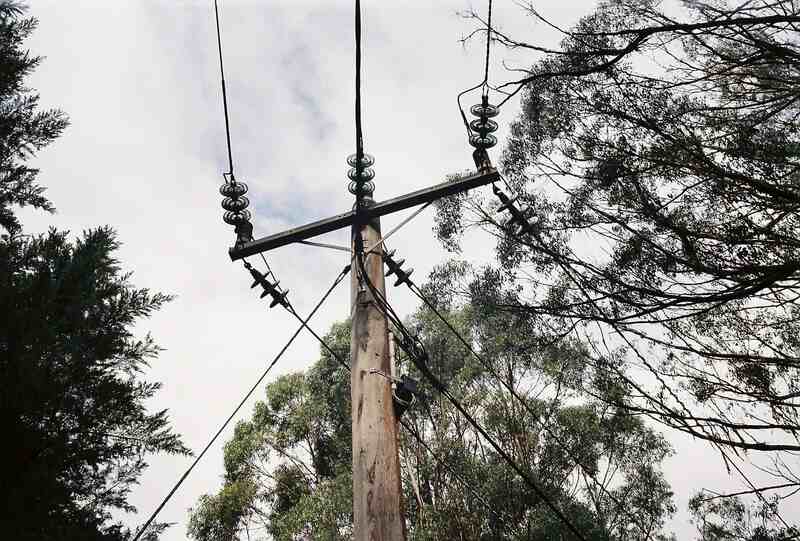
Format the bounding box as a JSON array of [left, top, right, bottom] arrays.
[[130, 265, 348, 541], [380, 247, 662, 539], [353, 249, 590, 541], [486, 178, 795, 532]]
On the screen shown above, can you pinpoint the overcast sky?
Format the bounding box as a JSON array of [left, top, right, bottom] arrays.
[[22, 1, 797, 539]]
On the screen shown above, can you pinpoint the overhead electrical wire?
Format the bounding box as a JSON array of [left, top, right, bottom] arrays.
[[403, 279, 659, 538], [353, 0, 366, 222], [130, 267, 349, 541], [353, 255, 590, 541], [487, 177, 795, 531], [457, 0, 495, 136], [214, 0, 235, 181], [482, 0, 493, 94]]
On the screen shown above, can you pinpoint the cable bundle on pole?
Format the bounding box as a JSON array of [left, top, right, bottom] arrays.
[[352, 245, 590, 541]]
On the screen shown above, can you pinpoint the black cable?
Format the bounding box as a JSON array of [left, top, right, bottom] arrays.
[[483, 0, 493, 96], [283, 268, 352, 373], [354, 256, 589, 541], [354, 0, 366, 217], [131, 267, 348, 541], [214, 0, 235, 181], [405, 280, 657, 538], [457, 0, 496, 135], [398, 417, 520, 534]]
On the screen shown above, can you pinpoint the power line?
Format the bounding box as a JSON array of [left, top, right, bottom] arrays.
[[483, 0, 493, 95], [131, 267, 348, 541], [398, 417, 522, 536], [457, 0, 496, 135], [354, 255, 590, 541], [213, 0, 235, 180], [353, 0, 367, 217], [404, 279, 659, 538]]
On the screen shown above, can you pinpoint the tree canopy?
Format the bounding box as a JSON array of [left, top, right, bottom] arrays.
[[0, 228, 189, 540], [436, 0, 800, 529], [0, 1, 67, 234], [0, 2, 187, 539], [188, 303, 675, 540]]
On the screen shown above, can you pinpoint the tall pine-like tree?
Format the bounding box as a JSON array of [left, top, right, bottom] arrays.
[[0, 2, 188, 539], [0, 1, 66, 234]]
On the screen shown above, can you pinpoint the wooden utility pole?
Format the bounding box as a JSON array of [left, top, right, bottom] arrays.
[[227, 167, 497, 539], [350, 214, 406, 540]]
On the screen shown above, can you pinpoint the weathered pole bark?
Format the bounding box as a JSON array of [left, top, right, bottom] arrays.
[[350, 215, 406, 541]]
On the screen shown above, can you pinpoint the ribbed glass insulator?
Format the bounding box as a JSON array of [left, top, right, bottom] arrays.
[[223, 209, 252, 225], [221, 196, 249, 212], [470, 102, 499, 118], [347, 167, 376, 182], [348, 180, 375, 196], [220, 181, 248, 197], [469, 118, 498, 135], [347, 153, 375, 168], [469, 133, 497, 149]]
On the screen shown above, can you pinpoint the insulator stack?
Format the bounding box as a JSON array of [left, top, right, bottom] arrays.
[[383, 249, 414, 287], [220, 179, 253, 245], [469, 96, 499, 151], [244, 261, 289, 308], [347, 153, 376, 199], [493, 184, 533, 236]]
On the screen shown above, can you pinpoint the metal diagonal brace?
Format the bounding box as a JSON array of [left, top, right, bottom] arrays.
[[228, 168, 499, 260]]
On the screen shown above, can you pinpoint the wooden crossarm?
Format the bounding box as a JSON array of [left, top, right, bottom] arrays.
[[229, 168, 499, 260]]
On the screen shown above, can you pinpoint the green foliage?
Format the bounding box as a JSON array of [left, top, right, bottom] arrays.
[[0, 1, 68, 234], [188, 322, 352, 541], [0, 227, 189, 540], [439, 4, 800, 515], [189, 307, 675, 540], [0, 6, 185, 536], [689, 494, 799, 541]]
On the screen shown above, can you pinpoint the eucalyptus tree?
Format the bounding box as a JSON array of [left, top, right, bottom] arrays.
[[188, 305, 675, 541], [436, 0, 800, 518]]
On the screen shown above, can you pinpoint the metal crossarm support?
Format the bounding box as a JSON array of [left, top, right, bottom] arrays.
[[229, 168, 499, 260]]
